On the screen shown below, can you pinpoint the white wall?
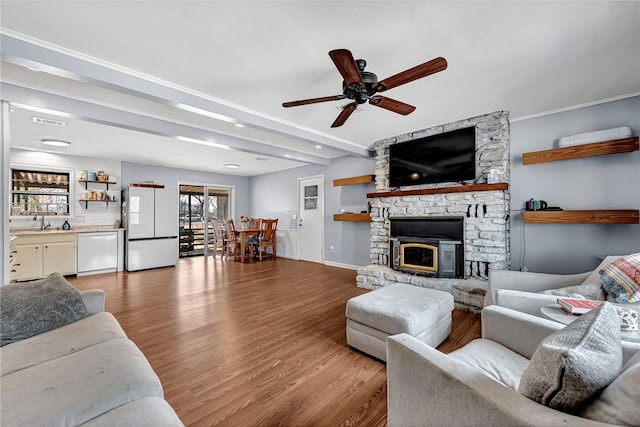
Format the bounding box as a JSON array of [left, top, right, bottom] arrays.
[[510, 96, 640, 274], [9, 149, 122, 229]]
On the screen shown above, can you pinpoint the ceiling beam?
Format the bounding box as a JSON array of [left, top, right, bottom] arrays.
[[0, 32, 373, 158], [1, 82, 330, 166]]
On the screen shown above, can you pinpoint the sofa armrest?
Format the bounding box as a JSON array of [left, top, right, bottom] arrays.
[[80, 290, 105, 314], [484, 288, 564, 317], [481, 305, 563, 359], [488, 269, 590, 292], [386, 334, 613, 427]]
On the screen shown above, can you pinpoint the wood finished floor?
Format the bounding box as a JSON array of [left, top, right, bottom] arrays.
[[69, 257, 481, 426]]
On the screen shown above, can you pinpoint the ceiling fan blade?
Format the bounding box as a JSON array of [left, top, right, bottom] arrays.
[[331, 102, 357, 128], [374, 57, 447, 92], [369, 96, 416, 115], [329, 49, 364, 87], [282, 94, 346, 108]]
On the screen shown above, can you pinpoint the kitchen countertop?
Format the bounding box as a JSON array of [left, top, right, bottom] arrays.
[[10, 226, 124, 236]]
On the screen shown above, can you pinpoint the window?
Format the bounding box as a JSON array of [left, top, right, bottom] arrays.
[[11, 169, 70, 216], [304, 185, 318, 210]]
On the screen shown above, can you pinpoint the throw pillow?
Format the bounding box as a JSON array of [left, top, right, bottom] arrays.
[[599, 253, 640, 303], [518, 303, 622, 414], [0, 273, 89, 346], [582, 351, 640, 426]]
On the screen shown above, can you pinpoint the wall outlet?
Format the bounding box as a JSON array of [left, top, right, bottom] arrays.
[[329, 246, 334, 254], [76, 216, 85, 222]]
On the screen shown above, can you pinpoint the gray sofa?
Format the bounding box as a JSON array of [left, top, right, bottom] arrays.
[[387, 305, 640, 427], [0, 277, 183, 426]]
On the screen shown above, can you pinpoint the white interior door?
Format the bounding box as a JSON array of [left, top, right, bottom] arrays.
[[298, 176, 324, 263]]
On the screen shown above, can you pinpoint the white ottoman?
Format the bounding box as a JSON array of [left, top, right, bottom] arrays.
[[346, 284, 454, 361]]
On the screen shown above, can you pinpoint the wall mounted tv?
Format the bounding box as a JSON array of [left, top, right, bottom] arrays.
[[389, 126, 476, 187]]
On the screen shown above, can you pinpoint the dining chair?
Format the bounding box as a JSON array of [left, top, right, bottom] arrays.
[[210, 219, 226, 258], [256, 218, 278, 260], [245, 218, 262, 259], [224, 219, 241, 261]]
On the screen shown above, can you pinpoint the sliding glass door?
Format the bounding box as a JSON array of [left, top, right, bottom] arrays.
[[179, 184, 231, 257]]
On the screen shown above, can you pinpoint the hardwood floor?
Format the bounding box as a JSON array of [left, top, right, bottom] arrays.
[[69, 257, 480, 426]]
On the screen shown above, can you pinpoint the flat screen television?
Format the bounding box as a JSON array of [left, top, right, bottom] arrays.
[[389, 126, 476, 187]]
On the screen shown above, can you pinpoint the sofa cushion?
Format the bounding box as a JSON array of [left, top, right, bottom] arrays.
[[81, 397, 184, 426], [541, 282, 605, 300], [518, 303, 622, 414], [0, 338, 163, 426], [448, 338, 529, 390], [0, 273, 89, 346], [0, 312, 127, 376], [599, 253, 640, 303], [582, 351, 640, 426]]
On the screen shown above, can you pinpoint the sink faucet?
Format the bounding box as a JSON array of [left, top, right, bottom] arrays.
[[33, 214, 51, 230]]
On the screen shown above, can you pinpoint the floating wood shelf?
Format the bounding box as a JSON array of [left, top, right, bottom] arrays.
[[333, 174, 375, 186], [523, 210, 639, 224], [333, 213, 371, 222], [367, 182, 508, 199], [522, 137, 639, 165]]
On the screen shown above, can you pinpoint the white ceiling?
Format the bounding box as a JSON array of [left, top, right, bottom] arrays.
[[1, 1, 639, 176]]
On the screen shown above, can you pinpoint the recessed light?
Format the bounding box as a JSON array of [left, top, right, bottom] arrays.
[[234, 123, 245, 128], [255, 157, 270, 161], [42, 139, 71, 147], [224, 163, 239, 169], [315, 145, 322, 149], [32, 116, 67, 126]]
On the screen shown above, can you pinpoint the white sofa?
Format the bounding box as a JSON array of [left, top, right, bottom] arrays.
[[386, 305, 640, 427], [0, 277, 183, 426], [484, 256, 640, 318]]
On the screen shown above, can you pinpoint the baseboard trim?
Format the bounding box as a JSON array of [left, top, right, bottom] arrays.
[[323, 260, 361, 271]]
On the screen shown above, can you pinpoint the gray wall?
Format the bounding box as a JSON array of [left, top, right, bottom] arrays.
[[121, 162, 250, 223], [248, 156, 376, 267], [248, 164, 325, 230], [510, 95, 640, 274]]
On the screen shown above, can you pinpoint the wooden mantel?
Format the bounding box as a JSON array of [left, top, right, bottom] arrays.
[[367, 182, 508, 199]]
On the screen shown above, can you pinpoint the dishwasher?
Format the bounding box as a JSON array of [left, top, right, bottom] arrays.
[[77, 232, 118, 275]]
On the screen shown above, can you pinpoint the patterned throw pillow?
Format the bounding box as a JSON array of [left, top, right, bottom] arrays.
[[599, 253, 640, 303], [518, 303, 622, 414]]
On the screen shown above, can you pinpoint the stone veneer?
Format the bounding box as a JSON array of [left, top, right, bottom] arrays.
[[356, 110, 511, 311]]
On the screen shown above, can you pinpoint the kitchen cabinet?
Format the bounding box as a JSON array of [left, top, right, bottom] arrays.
[[10, 233, 77, 281], [11, 244, 42, 281]]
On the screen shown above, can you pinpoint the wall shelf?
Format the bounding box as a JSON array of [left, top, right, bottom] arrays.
[[523, 210, 639, 224], [333, 174, 375, 222], [522, 137, 639, 165], [367, 182, 508, 199], [333, 174, 375, 186], [79, 179, 117, 190], [333, 213, 371, 222]]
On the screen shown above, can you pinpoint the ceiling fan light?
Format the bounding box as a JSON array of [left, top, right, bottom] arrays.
[[42, 139, 71, 147], [224, 163, 239, 169]]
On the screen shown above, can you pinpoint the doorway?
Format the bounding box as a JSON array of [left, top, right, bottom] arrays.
[[298, 175, 324, 263], [179, 184, 232, 257]]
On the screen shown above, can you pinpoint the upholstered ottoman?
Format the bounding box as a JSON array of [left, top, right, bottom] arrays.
[[346, 283, 454, 361]]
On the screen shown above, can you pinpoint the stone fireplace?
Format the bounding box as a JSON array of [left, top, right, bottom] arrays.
[[356, 111, 511, 311]]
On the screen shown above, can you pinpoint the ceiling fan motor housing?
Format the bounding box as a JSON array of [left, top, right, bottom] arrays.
[[342, 64, 378, 104]]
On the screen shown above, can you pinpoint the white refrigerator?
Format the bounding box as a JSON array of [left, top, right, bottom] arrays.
[[122, 187, 179, 271]]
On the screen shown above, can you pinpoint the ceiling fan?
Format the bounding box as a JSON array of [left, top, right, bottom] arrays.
[[282, 49, 447, 128]]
